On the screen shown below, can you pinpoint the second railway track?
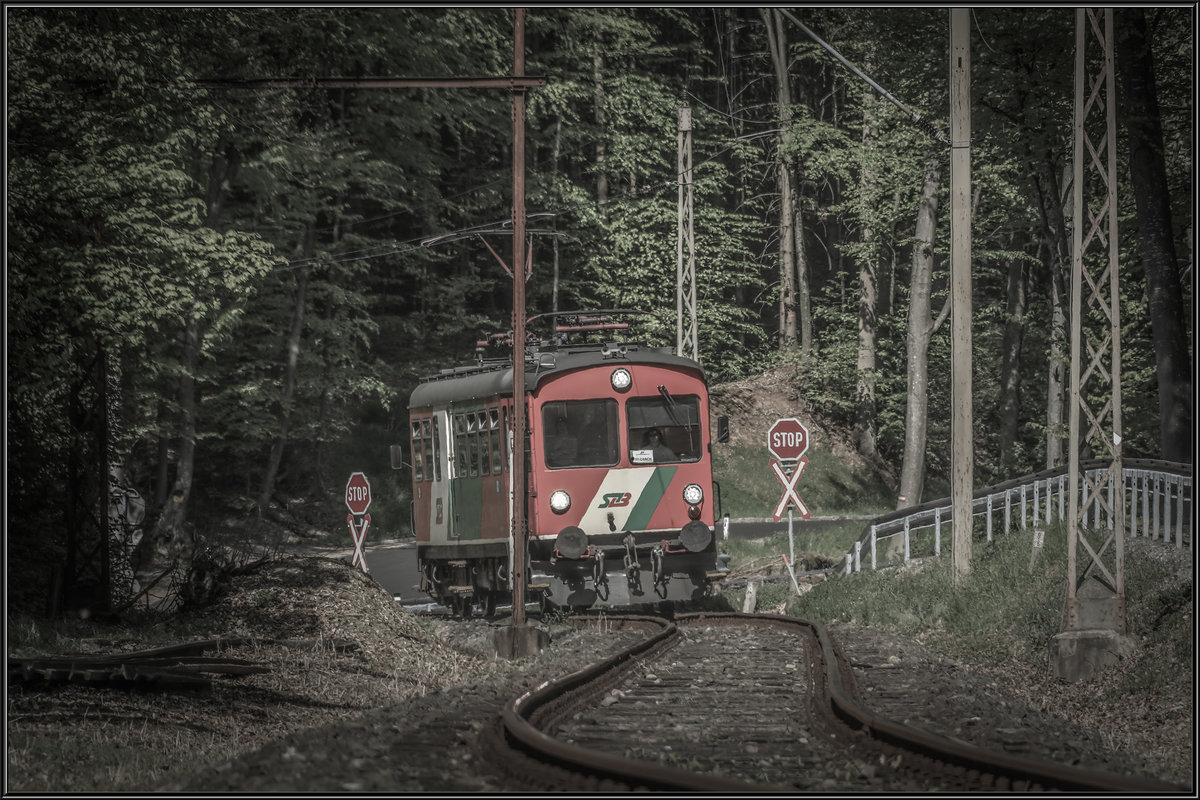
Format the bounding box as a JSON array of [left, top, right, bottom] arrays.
[[480, 612, 1184, 792]]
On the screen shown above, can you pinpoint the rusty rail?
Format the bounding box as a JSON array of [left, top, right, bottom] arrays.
[[489, 612, 1185, 792]]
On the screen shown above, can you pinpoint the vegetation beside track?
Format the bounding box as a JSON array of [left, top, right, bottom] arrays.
[[715, 524, 1193, 787]]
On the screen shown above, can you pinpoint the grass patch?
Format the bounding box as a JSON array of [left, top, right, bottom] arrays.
[[793, 525, 1074, 654], [712, 441, 892, 518], [720, 519, 865, 565]]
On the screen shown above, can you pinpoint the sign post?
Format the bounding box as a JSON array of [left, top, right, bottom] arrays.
[[345, 472, 372, 573], [768, 419, 811, 591]]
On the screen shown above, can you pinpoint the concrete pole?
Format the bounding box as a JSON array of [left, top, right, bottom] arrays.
[[949, 8, 973, 585]]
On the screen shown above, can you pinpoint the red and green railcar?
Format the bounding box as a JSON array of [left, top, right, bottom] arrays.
[[406, 313, 728, 616]]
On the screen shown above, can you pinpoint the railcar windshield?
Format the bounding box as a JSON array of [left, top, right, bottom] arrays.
[[628, 394, 701, 464], [542, 399, 619, 468]]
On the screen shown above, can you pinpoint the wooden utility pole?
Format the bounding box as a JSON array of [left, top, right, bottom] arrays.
[[949, 9, 973, 584], [508, 7, 530, 628]]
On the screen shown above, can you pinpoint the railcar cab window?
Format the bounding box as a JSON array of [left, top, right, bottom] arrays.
[[628, 395, 701, 464], [451, 410, 497, 479], [543, 399, 619, 468]]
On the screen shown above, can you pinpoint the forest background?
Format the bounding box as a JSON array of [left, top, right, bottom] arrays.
[[6, 7, 1193, 613]]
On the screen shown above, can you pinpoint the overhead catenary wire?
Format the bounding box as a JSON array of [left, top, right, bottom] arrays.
[[777, 9, 950, 146]]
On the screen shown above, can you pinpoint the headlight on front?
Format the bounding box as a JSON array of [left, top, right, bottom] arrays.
[[682, 483, 704, 505], [549, 490, 571, 514]]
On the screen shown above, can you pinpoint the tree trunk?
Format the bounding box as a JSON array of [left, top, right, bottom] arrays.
[[151, 315, 198, 560], [1045, 263, 1068, 467], [150, 145, 238, 559], [1034, 159, 1072, 468], [854, 83, 880, 459], [997, 245, 1027, 473], [762, 9, 798, 349], [793, 180, 813, 355], [153, 391, 171, 507], [552, 116, 562, 314], [886, 187, 902, 315], [1116, 8, 1193, 462], [258, 227, 313, 514], [593, 40, 608, 210], [896, 156, 941, 509]]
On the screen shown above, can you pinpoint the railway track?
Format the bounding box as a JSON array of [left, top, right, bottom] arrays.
[[479, 612, 1183, 792]]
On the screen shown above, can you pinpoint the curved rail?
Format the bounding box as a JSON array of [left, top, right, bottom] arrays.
[[496, 615, 762, 791], [489, 612, 1185, 792]]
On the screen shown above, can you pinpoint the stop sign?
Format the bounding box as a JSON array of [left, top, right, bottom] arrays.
[[345, 472, 372, 515], [767, 418, 809, 461]]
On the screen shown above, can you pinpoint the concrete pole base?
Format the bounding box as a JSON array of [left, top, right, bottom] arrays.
[[1049, 628, 1137, 683], [492, 624, 551, 660]]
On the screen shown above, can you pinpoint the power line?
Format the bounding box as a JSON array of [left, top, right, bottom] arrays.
[[778, 9, 949, 146]]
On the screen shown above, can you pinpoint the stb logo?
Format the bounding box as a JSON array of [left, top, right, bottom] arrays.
[[598, 492, 631, 509]]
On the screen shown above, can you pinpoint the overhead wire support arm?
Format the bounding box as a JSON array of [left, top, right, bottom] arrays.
[[195, 76, 547, 90], [777, 9, 949, 146]]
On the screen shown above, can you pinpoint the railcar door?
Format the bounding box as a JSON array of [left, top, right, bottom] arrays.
[[427, 409, 452, 544], [448, 404, 486, 540]]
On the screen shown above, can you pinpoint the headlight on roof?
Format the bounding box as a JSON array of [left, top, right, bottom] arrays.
[[611, 368, 632, 391]]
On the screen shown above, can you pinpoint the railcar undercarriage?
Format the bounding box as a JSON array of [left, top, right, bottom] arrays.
[[418, 531, 730, 616]]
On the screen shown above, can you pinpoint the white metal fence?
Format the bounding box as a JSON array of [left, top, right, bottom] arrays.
[[842, 459, 1192, 575]]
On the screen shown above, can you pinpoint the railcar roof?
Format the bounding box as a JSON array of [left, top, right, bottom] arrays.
[[408, 343, 705, 409]]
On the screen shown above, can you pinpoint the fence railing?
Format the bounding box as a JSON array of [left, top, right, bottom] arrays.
[[842, 459, 1192, 575]]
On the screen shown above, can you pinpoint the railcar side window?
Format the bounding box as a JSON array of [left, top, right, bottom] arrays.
[[489, 408, 502, 475], [627, 395, 701, 464], [411, 420, 425, 482], [502, 407, 510, 472], [415, 419, 434, 482], [472, 414, 482, 477], [432, 417, 442, 481], [470, 412, 484, 474], [422, 419, 434, 481], [542, 399, 619, 468], [454, 414, 469, 477]]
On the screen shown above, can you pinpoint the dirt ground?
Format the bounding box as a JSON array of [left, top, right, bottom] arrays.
[[6, 545, 1194, 793]]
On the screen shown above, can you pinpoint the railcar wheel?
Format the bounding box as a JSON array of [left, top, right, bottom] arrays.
[[457, 597, 473, 620], [483, 591, 498, 619]]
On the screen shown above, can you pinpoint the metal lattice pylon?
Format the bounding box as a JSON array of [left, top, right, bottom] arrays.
[[1066, 8, 1124, 633], [677, 104, 698, 361]]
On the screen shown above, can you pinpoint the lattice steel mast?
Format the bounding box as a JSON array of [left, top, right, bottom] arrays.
[[1066, 8, 1125, 633]]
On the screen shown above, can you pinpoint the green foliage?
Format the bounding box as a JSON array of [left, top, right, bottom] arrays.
[[6, 8, 1190, 603]]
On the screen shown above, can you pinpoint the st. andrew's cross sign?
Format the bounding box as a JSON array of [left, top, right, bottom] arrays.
[[768, 418, 811, 522], [345, 472, 372, 572]]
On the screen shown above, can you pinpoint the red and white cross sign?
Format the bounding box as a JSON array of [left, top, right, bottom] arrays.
[[771, 457, 811, 521], [346, 513, 371, 573]]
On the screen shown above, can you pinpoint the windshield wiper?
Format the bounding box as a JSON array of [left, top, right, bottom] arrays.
[[657, 385, 684, 427]]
